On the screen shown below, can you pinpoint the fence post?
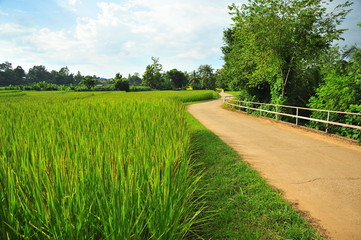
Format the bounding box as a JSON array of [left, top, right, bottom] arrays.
[[325, 111, 330, 133], [260, 104, 262, 117], [296, 108, 299, 125]]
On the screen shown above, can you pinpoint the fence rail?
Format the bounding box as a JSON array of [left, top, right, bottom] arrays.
[[223, 96, 361, 132]]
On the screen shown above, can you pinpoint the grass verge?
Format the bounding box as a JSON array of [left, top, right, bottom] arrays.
[[225, 91, 241, 96], [186, 112, 325, 240]]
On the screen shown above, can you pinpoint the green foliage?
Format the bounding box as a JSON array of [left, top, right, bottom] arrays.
[[113, 73, 130, 92], [127, 73, 142, 86], [198, 65, 216, 90], [81, 76, 98, 90], [5, 81, 63, 91], [188, 70, 202, 90], [222, 0, 352, 106], [187, 65, 217, 90], [308, 45, 361, 141], [0, 90, 217, 239], [27, 65, 51, 84], [129, 86, 154, 92], [0, 62, 88, 87], [0, 62, 26, 86], [165, 69, 188, 89], [142, 57, 163, 89]]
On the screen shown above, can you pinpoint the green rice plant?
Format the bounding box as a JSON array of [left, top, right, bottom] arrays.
[[0, 90, 216, 239]]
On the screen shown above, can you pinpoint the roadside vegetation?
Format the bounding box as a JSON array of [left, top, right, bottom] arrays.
[[219, 0, 360, 142], [187, 113, 325, 239]]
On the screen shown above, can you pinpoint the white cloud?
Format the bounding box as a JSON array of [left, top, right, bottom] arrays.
[[0, 10, 10, 16], [11, 0, 344, 77], [57, 0, 81, 12], [69, 0, 80, 6]]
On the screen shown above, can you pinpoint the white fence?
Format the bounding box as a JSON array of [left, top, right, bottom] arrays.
[[223, 96, 361, 133]]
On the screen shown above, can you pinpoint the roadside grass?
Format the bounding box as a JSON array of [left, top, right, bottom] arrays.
[[186, 112, 325, 240], [225, 91, 241, 96]]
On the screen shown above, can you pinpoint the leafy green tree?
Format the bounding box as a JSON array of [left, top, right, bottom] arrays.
[[142, 57, 163, 89], [188, 70, 201, 90], [309, 45, 361, 111], [222, 0, 352, 105], [74, 71, 83, 85], [13, 66, 26, 85], [50, 67, 75, 85], [128, 73, 142, 86], [165, 69, 188, 89], [198, 65, 216, 90], [81, 76, 97, 90], [215, 69, 226, 89], [114, 73, 130, 91], [0, 62, 17, 86], [27, 65, 51, 84], [308, 42, 361, 140]]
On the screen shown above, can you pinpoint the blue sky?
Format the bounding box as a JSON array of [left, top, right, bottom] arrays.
[[0, 0, 360, 78]]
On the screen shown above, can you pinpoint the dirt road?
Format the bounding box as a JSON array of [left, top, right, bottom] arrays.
[[188, 93, 361, 240]]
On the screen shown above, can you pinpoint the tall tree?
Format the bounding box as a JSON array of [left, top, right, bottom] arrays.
[[27, 65, 51, 83], [74, 71, 83, 85], [81, 76, 97, 90], [222, 0, 352, 105], [198, 65, 216, 90], [128, 73, 142, 86], [165, 69, 188, 89], [13, 66, 26, 85], [114, 73, 130, 91], [51, 67, 74, 85], [0, 62, 14, 86], [142, 57, 163, 89], [188, 70, 202, 90]]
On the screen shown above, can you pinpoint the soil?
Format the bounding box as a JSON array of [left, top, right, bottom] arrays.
[[188, 93, 361, 240]]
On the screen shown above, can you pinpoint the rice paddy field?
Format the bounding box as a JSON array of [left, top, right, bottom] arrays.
[[0, 90, 218, 239]]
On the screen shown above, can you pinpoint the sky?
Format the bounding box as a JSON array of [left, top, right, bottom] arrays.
[[0, 0, 360, 78]]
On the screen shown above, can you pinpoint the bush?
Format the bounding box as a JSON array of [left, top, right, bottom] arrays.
[[114, 78, 130, 92], [129, 86, 153, 92]]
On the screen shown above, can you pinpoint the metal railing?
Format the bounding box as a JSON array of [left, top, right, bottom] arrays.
[[223, 96, 361, 132]]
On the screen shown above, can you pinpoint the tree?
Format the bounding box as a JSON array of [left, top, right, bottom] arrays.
[[114, 73, 129, 91], [128, 73, 142, 86], [165, 69, 188, 89], [198, 65, 216, 90], [215, 69, 227, 90], [13, 66, 26, 85], [142, 57, 163, 89], [81, 76, 97, 90], [222, 0, 352, 105], [188, 70, 201, 90], [308, 44, 361, 141], [27, 65, 51, 84], [74, 71, 83, 85], [0, 62, 14, 86], [50, 67, 74, 85]]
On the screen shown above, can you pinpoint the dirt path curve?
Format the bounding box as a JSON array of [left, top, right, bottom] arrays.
[[188, 93, 361, 240]]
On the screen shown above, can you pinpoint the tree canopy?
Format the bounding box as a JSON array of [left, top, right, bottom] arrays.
[[165, 69, 188, 89], [222, 0, 352, 105], [142, 57, 163, 89], [114, 73, 130, 91]]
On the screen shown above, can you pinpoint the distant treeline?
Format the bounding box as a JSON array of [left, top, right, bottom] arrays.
[[0, 59, 222, 91]]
